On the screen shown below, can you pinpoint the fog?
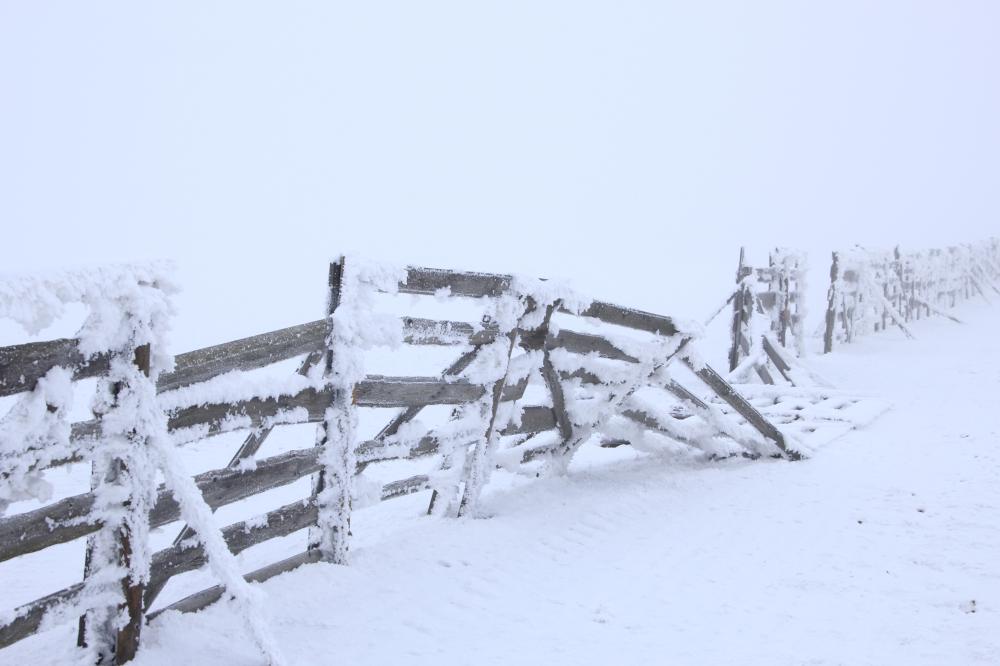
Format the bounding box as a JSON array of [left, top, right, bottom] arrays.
[[3, 1, 998, 350]]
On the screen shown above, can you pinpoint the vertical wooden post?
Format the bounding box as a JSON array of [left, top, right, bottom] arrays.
[[728, 247, 752, 372], [309, 258, 355, 564], [454, 297, 538, 517], [113, 345, 151, 665], [823, 252, 839, 354], [77, 344, 152, 664], [774, 251, 792, 347]]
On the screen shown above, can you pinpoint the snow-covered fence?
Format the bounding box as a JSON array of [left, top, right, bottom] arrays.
[[822, 239, 1000, 352], [726, 248, 807, 384], [0, 266, 177, 663], [1, 258, 803, 663]]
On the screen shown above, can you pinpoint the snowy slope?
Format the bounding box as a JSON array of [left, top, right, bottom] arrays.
[[6, 301, 998, 665]]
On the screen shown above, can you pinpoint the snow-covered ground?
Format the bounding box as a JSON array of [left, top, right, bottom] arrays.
[[7, 299, 998, 665]]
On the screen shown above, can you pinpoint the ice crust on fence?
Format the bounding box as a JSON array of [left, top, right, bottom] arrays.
[[0, 262, 176, 366], [0, 367, 73, 512], [0, 262, 292, 665], [312, 257, 406, 562], [4, 251, 872, 660]]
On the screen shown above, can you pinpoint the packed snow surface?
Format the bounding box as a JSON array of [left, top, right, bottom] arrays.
[[5, 303, 1000, 665]]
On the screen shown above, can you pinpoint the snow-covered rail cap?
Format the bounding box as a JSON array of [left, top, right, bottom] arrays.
[[0, 261, 177, 364]]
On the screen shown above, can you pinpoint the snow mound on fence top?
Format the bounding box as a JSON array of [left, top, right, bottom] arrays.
[[0, 262, 177, 369]]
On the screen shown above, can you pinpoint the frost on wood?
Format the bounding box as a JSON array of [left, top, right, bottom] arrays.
[[727, 247, 808, 384], [0, 367, 73, 513], [0, 262, 176, 368], [0, 262, 289, 665], [312, 257, 405, 563], [454, 275, 592, 516]]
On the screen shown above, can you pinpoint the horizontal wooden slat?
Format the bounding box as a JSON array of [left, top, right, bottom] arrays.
[[380, 474, 431, 501], [145, 472, 449, 620], [148, 550, 323, 620], [357, 405, 557, 466], [0, 316, 495, 399], [355, 377, 482, 408], [508, 406, 558, 436], [0, 579, 83, 648], [0, 448, 323, 563], [398, 266, 512, 298], [0, 339, 110, 398], [159, 321, 326, 393], [402, 317, 499, 346], [547, 329, 639, 363], [146, 499, 318, 602], [0, 492, 97, 563], [1, 403, 558, 563], [9, 374, 534, 476], [167, 387, 331, 436], [568, 301, 679, 337], [355, 375, 528, 408]]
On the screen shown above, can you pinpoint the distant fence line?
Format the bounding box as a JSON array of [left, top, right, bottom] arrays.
[[822, 239, 1000, 352]]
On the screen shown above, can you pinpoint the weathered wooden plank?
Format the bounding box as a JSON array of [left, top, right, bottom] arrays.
[[145, 500, 318, 602], [356, 375, 528, 408], [144, 348, 325, 610], [356, 405, 556, 466], [0, 492, 98, 563], [664, 379, 711, 411], [362, 345, 488, 471], [398, 266, 512, 298], [508, 406, 558, 436], [143, 474, 448, 621], [683, 359, 801, 460], [167, 387, 331, 435], [158, 321, 326, 393], [0, 448, 323, 563], [159, 317, 493, 394], [355, 376, 482, 408], [380, 474, 431, 501], [402, 317, 499, 346], [0, 315, 496, 401], [567, 301, 679, 337], [14, 375, 531, 476], [557, 368, 604, 386], [0, 339, 110, 398], [547, 329, 639, 363], [760, 336, 796, 385], [0, 580, 84, 649], [147, 550, 323, 620]]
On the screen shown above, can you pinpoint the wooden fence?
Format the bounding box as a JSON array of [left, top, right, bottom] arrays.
[[727, 247, 807, 385], [822, 239, 1000, 352], [0, 259, 800, 663]]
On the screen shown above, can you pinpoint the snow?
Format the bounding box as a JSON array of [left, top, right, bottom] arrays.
[[9, 299, 985, 665]]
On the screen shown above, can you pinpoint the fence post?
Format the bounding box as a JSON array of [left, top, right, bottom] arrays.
[[77, 343, 154, 664], [823, 252, 839, 354], [728, 247, 753, 371], [309, 258, 356, 564]]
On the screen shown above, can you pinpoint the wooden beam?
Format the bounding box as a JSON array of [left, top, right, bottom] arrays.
[[682, 358, 801, 461]]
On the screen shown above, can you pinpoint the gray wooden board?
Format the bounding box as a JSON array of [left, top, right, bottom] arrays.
[[0, 317, 497, 399], [0, 448, 323, 563]]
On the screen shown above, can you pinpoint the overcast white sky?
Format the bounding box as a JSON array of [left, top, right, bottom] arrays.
[[2, 1, 998, 349]]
